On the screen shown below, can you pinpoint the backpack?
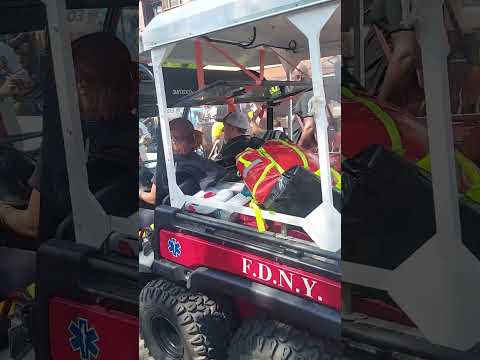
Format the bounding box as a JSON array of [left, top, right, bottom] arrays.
[[236, 139, 321, 206]]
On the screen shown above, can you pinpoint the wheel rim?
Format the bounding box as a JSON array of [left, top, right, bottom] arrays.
[[151, 316, 184, 358]]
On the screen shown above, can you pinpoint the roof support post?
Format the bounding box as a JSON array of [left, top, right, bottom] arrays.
[[416, 0, 462, 249], [45, 0, 109, 246], [259, 48, 265, 81], [286, 67, 294, 140], [288, 1, 340, 252], [151, 44, 185, 209], [346, 1, 480, 351], [194, 39, 205, 89]]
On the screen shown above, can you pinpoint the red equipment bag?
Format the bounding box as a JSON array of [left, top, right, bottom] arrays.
[[236, 139, 320, 205]]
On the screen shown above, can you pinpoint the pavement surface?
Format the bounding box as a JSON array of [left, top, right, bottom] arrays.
[[139, 338, 154, 360]]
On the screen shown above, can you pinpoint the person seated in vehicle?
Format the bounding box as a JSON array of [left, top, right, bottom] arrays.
[[139, 119, 153, 147], [364, 0, 480, 116], [364, 0, 424, 110], [291, 63, 325, 152], [292, 90, 317, 151], [208, 120, 224, 159], [0, 32, 138, 242], [0, 32, 46, 115], [248, 104, 290, 142], [139, 117, 226, 208], [213, 111, 264, 168]]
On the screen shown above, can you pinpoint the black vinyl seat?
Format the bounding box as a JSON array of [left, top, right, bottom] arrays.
[[55, 175, 137, 241], [0, 58, 138, 303], [38, 72, 138, 243], [342, 145, 480, 269]]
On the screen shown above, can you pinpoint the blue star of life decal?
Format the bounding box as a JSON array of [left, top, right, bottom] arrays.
[[167, 238, 182, 257], [68, 317, 100, 360]]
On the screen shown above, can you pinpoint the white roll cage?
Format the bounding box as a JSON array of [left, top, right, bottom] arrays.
[[144, 0, 341, 253], [42, 0, 138, 248], [342, 0, 480, 352]]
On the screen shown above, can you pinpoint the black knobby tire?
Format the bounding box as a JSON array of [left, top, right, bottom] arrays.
[[140, 279, 234, 360], [228, 320, 346, 360]]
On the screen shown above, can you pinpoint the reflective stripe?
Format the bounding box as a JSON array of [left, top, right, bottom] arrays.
[[342, 87, 404, 155], [278, 139, 309, 170], [238, 154, 252, 168], [332, 169, 342, 191], [315, 168, 342, 191], [163, 62, 196, 69], [251, 147, 285, 201], [466, 186, 480, 203], [26, 283, 35, 298], [252, 162, 276, 201], [341, 88, 480, 202], [249, 201, 266, 233], [257, 148, 285, 174], [417, 155, 430, 172], [418, 152, 480, 186], [242, 159, 262, 179], [417, 152, 480, 202], [456, 151, 480, 187]]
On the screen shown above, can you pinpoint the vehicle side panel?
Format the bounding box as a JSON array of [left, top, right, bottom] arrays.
[[159, 229, 341, 310], [49, 297, 138, 360]]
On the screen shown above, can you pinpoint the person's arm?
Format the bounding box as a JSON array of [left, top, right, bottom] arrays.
[[139, 122, 153, 145], [0, 75, 29, 98], [378, 30, 418, 104], [209, 138, 222, 159], [139, 134, 153, 146], [139, 183, 156, 205], [0, 189, 40, 238], [297, 116, 316, 150]]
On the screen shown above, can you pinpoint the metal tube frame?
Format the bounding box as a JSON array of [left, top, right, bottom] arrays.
[[342, 0, 480, 351], [44, 0, 137, 248], [150, 1, 341, 252]]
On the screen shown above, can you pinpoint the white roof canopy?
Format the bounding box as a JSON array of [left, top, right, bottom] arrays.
[[143, 0, 340, 67]]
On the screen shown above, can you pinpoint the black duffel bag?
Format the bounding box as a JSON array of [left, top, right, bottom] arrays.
[[342, 144, 480, 269]]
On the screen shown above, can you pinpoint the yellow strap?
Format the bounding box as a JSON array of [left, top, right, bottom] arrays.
[[315, 168, 342, 191], [26, 283, 35, 299], [455, 151, 480, 187], [417, 155, 431, 172], [241, 147, 284, 202], [342, 86, 404, 156], [163, 62, 196, 69], [278, 139, 309, 170], [417, 152, 480, 203], [332, 169, 342, 191], [466, 186, 480, 203], [249, 201, 266, 233], [418, 152, 480, 186], [257, 148, 285, 174], [252, 162, 276, 201], [238, 154, 252, 168]]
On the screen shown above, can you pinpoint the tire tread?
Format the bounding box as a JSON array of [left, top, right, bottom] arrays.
[[228, 319, 347, 360], [140, 279, 233, 360]]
